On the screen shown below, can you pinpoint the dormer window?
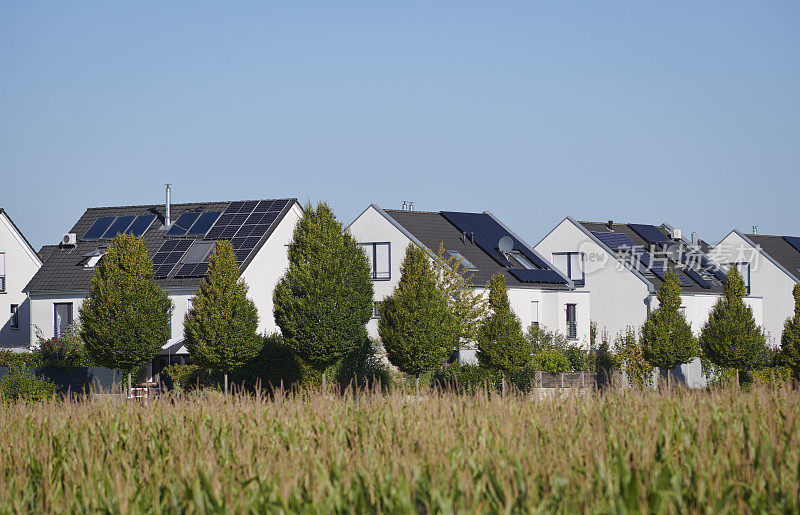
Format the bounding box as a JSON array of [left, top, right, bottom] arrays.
[[82, 247, 108, 268]]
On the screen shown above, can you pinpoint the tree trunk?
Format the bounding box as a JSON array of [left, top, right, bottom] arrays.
[[667, 369, 671, 392], [736, 369, 740, 388], [501, 371, 506, 397], [127, 372, 131, 397], [224, 373, 229, 395], [415, 376, 419, 397], [322, 370, 327, 392]]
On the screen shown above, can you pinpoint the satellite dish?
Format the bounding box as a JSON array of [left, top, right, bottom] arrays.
[[498, 236, 513, 255]]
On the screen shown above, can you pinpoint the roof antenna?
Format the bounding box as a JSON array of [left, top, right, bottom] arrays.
[[165, 184, 172, 227]]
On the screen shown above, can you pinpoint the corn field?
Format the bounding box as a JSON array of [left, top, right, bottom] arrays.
[[0, 386, 798, 513]]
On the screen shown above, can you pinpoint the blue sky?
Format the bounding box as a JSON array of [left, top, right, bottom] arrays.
[[2, 1, 798, 250]]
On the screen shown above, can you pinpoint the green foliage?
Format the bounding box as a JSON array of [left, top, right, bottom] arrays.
[[431, 243, 489, 342], [274, 202, 374, 374], [564, 344, 590, 372], [331, 338, 391, 391], [431, 363, 500, 393], [80, 233, 172, 376], [641, 270, 698, 375], [781, 284, 800, 379], [162, 364, 203, 391], [614, 327, 654, 389], [476, 273, 531, 372], [36, 324, 92, 368], [699, 267, 766, 373], [379, 244, 459, 377], [184, 241, 263, 376], [0, 364, 56, 402], [532, 349, 571, 373], [0, 350, 42, 368], [525, 323, 568, 354], [225, 333, 318, 391]]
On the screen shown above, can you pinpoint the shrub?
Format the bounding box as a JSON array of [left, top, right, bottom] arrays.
[[564, 344, 590, 372], [0, 364, 56, 402], [476, 273, 531, 374], [162, 364, 203, 391], [332, 338, 391, 392], [230, 333, 319, 392], [0, 350, 41, 368], [781, 284, 800, 379], [36, 324, 91, 368], [532, 349, 570, 373], [432, 363, 500, 394], [613, 327, 653, 389]]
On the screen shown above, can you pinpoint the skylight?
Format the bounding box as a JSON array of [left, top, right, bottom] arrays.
[[447, 250, 478, 271]]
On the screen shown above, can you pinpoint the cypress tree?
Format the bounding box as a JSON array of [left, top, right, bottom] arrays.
[[699, 267, 766, 385], [476, 273, 531, 376], [80, 233, 172, 385], [273, 202, 373, 387], [379, 244, 459, 393], [184, 241, 262, 393], [781, 284, 800, 380], [641, 269, 698, 389]]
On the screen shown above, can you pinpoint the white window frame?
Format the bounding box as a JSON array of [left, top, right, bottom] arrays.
[[730, 262, 751, 294], [361, 242, 391, 280], [553, 252, 585, 285], [531, 301, 539, 328]]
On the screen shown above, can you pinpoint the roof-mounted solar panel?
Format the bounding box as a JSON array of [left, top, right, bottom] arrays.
[[101, 215, 136, 239], [592, 231, 638, 250], [124, 215, 157, 237], [166, 212, 202, 237], [684, 268, 712, 289], [83, 217, 116, 240], [185, 212, 221, 237], [677, 273, 694, 287], [508, 269, 568, 284], [628, 224, 670, 244], [783, 236, 800, 253]]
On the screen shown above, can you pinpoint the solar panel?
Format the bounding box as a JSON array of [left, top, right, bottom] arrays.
[[440, 212, 551, 270], [628, 224, 670, 244], [83, 217, 116, 240], [124, 215, 156, 237], [677, 273, 694, 287], [684, 268, 712, 289], [204, 200, 289, 264], [508, 269, 568, 284], [166, 212, 202, 237], [783, 236, 800, 253], [185, 212, 221, 237], [102, 215, 136, 239], [151, 240, 192, 278], [592, 232, 638, 250], [174, 263, 209, 278]]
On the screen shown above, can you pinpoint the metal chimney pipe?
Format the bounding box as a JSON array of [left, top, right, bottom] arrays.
[[607, 220, 613, 230], [165, 184, 172, 227], [402, 201, 407, 211], [691, 232, 699, 246], [752, 225, 758, 235], [409, 202, 414, 212]]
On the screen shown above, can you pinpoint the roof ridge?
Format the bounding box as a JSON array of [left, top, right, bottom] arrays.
[[745, 233, 793, 239], [85, 198, 297, 210]]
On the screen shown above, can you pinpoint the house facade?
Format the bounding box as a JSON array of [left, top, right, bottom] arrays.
[[348, 205, 591, 362], [535, 218, 764, 386], [710, 231, 800, 346], [0, 209, 42, 348], [24, 197, 302, 370]]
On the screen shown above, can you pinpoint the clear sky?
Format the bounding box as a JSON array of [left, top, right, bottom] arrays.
[[2, 1, 798, 251]]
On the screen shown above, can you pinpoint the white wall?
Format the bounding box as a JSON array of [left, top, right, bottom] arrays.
[[710, 231, 797, 346], [241, 202, 303, 336], [348, 206, 591, 362], [535, 218, 652, 340], [0, 212, 41, 347]]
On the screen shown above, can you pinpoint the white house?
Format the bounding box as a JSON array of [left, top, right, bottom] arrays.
[[0, 208, 42, 348], [24, 193, 302, 376], [348, 205, 591, 362], [709, 231, 800, 346], [535, 218, 764, 387]]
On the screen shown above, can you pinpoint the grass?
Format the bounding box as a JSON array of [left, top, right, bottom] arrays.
[[0, 385, 798, 513]]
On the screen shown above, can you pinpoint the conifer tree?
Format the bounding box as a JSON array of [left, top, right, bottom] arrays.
[[379, 244, 459, 393], [476, 273, 531, 375], [699, 267, 766, 385], [781, 284, 800, 379], [273, 202, 373, 387], [431, 243, 489, 344], [184, 241, 262, 393], [641, 269, 698, 389], [80, 233, 172, 385]]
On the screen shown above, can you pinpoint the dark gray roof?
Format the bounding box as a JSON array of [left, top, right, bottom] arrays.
[[578, 221, 726, 294], [25, 199, 297, 294], [745, 234, 800, 282], [384, 209, 569, 289]]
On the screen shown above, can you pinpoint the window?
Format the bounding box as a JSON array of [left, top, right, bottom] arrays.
[[531, 301, 539, 328], [10, 304, 19, 330], [553, 252, 585, 284], [54, 303, 73, 339], [447, 250, 478, 271], [372, 301, 382, 319], [0, 253, 5, 293], [566, 304, 577, 340], [361, 243, 391, 280], [508, 250, 536, 270], [730, 262, 751, 294]]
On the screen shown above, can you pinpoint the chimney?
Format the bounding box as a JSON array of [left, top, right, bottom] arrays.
[[402, 201, 407, 211], [691, 232, 699, 247], [607, 220, 613, 231], [165, 184, 172, 227], [470, 231, 475, 244], [752, 225, 758, 235], [409, 202, 414, 212]]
